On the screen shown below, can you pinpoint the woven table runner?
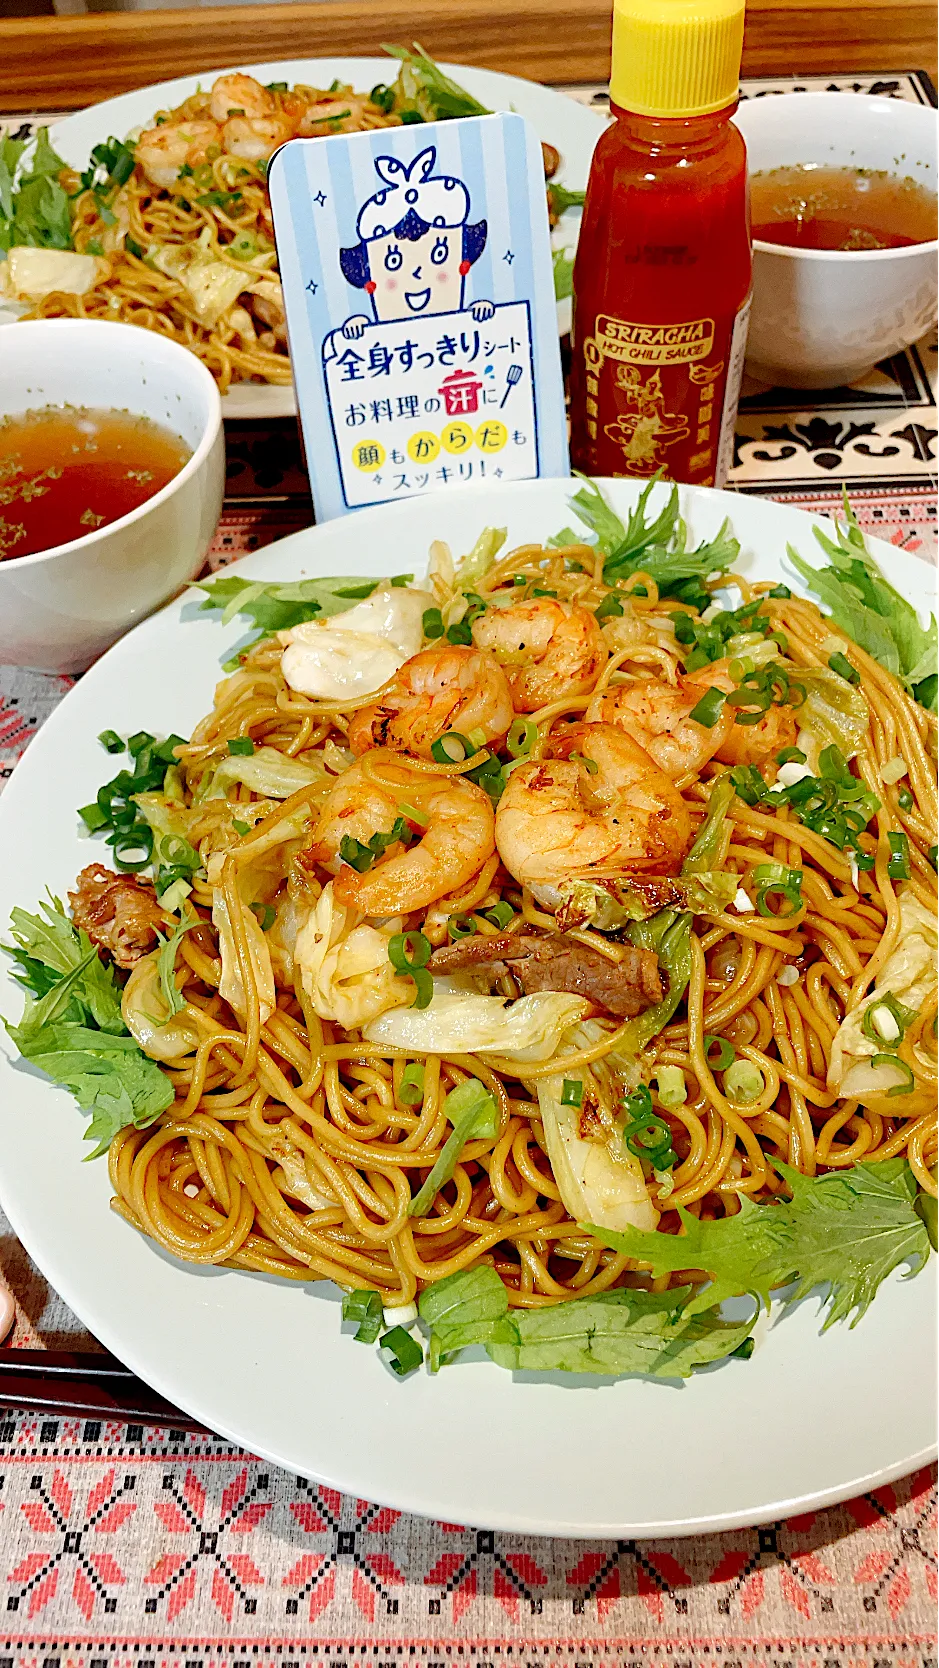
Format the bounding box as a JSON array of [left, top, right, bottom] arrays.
[[0, 70, 936, 1668]]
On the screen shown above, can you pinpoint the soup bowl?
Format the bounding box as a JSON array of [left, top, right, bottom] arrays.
[[0, 319, 224, 673], [733, 92, 938, 388]]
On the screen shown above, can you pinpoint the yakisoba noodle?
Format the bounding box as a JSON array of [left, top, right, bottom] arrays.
[[29, 75, 402, 393], [100, 529, 937, 1315]]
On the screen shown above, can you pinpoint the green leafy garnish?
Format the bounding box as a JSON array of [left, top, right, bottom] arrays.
[[3, 897, 173, 1157], [0, 127, 72, 252], [547, 181, 586, 219], [384, 42, 490, 121], [155, 912, 197, 1018], [196, 573, 384, 664], [787, 492, 937, 710], [552, 246, 575, 300], [418, 1266, 754, 1378], [561, 475, 739, 605], [588, 1158, 930, 1329]]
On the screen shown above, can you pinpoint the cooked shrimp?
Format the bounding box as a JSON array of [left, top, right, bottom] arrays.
[[588, 676, 733, 777], [472, 598, 608, 713], [496, 722, 692, 889], [691, 659, 799, 766], [222, 115, 293, 163], [135, 120, 220, 190], [311, 753, 496, 915], [348, 646, 514, 759], [209, 73, 276, 124], [297, 99, 367, 136]]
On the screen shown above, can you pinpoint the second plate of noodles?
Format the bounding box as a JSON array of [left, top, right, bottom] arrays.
[[0, 475, 934, 1532]]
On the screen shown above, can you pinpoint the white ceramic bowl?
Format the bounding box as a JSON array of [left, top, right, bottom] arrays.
[[734, 92, 938, 388], [0, 319, 225, 673]]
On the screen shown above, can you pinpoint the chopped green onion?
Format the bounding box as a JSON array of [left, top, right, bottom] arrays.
[[446, 619, 473, 646], [828, 651, 860, 684], [560, 1079, 583, 1107], [570, 752, 599, 775], [486, 901, 515, 929], [897, 787, 914, 811], [390, 573, 413, 587], [729, 764, 767, 806], [861, 992, 915, 1049], [855, 851, 876, 872], [929, 845, 938, 872], [110, 824, 154, 872], [98, 729, 123, 753], [689, 687, 727, 728], [78, 802, 109, 833], [512, 573, 526, 586], [724, 1059, 764, 1103], [341, 1287, 384, 1341], [507, 717, 537, 758], [870, 1054, 915, 1096], [447, 914, 477, 941], [766, 583, 791, 598], [622, 1083, 676, 1171], [388, 930, 433, 1009], [422, 607, 444, 639], [409, 1080, 498, 1216], [398, 801, 429, 829], [753, 862, 803, 918], [776, 747, 806, 766], [532, 587, 557, 598], [655, 1065, 687, 1108], [232, 819, 251, 836], [339, 834, 375, 872], [127, 730, 154, 757], [379, 1326, 423, 1375], [250, 901, 276, 931], [430, 731, 472, 764], [388, 930, 431, 971], [669, 610, 697, 646], [227, 737, 255, 757], [399, 1063, 425, 1107], [887, 831, 910, 879], [704, 1034, 736, 1071]]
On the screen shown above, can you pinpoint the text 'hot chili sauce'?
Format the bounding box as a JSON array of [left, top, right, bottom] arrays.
[[569, 0, 751, 488]]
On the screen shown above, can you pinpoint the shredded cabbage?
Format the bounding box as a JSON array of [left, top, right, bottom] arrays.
[[363, 989, 589, 1061], [797, 667, 870, 763], [196, 746, 328, 804], [294, 882, 410, 1029], [211, 889, 275, 1025], [120, 951, 200, 1063], [829, 888, 936, 1114]]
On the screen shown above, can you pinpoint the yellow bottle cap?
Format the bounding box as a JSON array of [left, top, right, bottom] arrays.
[[610, 0, 746, 119]]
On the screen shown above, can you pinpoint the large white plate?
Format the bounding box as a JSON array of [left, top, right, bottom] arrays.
[[0, 477, 934, 1537], [3, 61, 605, 419]]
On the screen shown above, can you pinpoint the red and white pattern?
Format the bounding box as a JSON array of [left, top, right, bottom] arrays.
[[0, 1411, 935, 1666]]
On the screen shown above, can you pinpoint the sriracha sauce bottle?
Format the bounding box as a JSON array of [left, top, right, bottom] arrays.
[[570, 0, 751, 488]]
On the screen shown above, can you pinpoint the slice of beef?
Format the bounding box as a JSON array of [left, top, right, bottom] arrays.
[[68, 863, 166, 969], [428, 930, 662, 1019]]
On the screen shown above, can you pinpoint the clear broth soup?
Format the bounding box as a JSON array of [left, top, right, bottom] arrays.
[[0, 406, 191, 560], [750, 165, 938, 251]]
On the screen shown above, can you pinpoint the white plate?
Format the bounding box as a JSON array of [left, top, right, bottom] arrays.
[[0, 477, 934, 1537], [2, 61, 605, 420]]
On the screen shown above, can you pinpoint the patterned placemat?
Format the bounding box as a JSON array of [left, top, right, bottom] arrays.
[[0, 68, 936, 1668]]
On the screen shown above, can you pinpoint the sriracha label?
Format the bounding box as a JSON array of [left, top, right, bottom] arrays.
[[577, 301, 749, 486]]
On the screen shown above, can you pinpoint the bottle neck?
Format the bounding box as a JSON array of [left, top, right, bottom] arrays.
[[608, 99, 739, 158]]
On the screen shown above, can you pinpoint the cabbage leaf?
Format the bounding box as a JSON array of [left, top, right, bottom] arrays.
[[363, 989, 588, 1061]]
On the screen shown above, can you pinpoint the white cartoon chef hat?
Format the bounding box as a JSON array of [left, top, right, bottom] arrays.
[[356, 147, 470, 241]]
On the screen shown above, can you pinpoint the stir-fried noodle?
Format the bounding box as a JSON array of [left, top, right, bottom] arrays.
[[95, 531, 937, 1311]]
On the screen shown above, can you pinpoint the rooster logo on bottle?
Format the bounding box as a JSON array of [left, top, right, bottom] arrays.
[[604, 364, 690, 474]]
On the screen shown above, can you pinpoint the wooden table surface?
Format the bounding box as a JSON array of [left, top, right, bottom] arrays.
[[0, 0, 934, 113]]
